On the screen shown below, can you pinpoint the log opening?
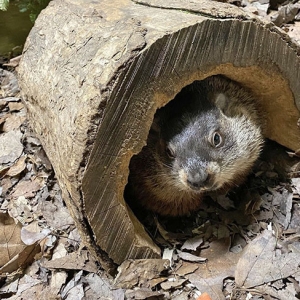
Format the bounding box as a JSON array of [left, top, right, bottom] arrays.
[[18, 0, 300, 266]]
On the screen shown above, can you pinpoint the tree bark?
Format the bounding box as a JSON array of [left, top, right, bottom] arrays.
[[18, 0, 300, 267]]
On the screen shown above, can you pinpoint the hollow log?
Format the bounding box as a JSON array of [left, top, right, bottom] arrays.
[[18, 0, 300, 266]]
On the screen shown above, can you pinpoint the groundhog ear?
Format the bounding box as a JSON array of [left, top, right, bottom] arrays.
[[215, 93, 229, 111]]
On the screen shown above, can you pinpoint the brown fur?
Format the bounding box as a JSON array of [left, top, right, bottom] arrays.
[[127, 75, 264, 216]]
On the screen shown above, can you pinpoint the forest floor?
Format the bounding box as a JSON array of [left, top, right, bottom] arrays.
[[1, 1, 300, 300]]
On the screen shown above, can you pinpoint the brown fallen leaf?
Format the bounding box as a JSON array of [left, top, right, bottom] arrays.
[[114, 259, 169, 289], [0, 212, 25, 267], [85, 273, 125, 299], [160, 278, 187, 290], [21, 222, 50, 245], [292, 178, 300, 196], [0, 165, 10, 178], [255, 279, 296, 300], [6, 155, 27, 177], [147, 277, 168, 289], [125, 288, 164, 299], [1, 177, 13, 195], [61, 270, 84, 298], [181, 235, 203, 251], [177, 251, 206, 263], [0, 129, 23, 164], [175, 261, 198, 276], [0, 99, 7, 110], [0, 114, 8, 127], [0, 213, 41, 274], [188, 237, 241, 300], [2, 114, 26, 132], [271, 188, 293, 229], [42, 249, 98, 273], [7, 196, 33, 223], [271, 3, 300, 26], [8, 101, 24, 112], [0, 243, 41, 274], [39, 198, 75, 229], [10, 178, 42, 199], [235, 229, 300, 288], [162, 248, 175, 267]]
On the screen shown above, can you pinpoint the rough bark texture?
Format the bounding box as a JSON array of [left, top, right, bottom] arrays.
[[18, 0, 300, 266]]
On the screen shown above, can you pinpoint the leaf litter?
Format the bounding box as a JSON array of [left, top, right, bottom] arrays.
[[1, 2, 300, 299]]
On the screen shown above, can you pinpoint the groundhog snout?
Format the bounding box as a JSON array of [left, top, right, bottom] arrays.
[[186, 170, 210, 190]]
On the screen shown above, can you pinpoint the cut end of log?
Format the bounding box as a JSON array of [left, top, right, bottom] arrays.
[[18, 0, 300, 266]]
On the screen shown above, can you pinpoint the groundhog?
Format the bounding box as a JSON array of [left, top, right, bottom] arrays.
[[127, 75, 264, 216]]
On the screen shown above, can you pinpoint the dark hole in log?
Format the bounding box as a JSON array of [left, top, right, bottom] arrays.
[[124, 76, 300, 239]]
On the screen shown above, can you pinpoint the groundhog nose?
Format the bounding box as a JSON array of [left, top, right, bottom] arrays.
[[186, 171, 209, 190]]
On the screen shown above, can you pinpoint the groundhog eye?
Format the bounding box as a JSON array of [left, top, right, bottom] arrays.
[[165, 145, 176, 158], [211, 132, 223, 148]]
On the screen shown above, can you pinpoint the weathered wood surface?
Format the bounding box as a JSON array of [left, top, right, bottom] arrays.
[[18, 0, 300, 266]]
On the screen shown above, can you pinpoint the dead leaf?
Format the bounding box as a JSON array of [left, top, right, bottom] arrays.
[[7, 196, 33, 223], [270, 188, 293, 229], [50, 271, 68, 295], [10, 178, 42, 199], [271, 3, 300, 26], [0, 165, 10, 178], [42, 249, 99, 274], [38, 198, 74, 229], [162, 248, 175, 267], [2, 114, 26, 132], [0, 242, 41, 274], [235, 229, 300, 288], [160, 278, 187, 290], [292, 178, 300, 195], [0, 278, 19, 295], [6, 155, 27, 177], [255, 279, 296, 300], [177, 251, 206, 263], [0, 99, 7, 110], [13, 274, 41, 294], [8, 101, 24, 112], [52, 242, 68, 260], [147, 277, 168, 289], [0, 129, 23, 164], [60, 270, 84, 299], [181, 235, 203, 251], [62, 282, 84, 299], [68, 228, 81, 249], [0, 114, 8, 127], [0, 212, 25, 267], [0, 177, 13, 195], [21, 225, 50, 245], [187, 238, 241, 300], [85, 273, 125, 299], [1, 96, 20, 102], [114, 259, 169, 289], [126, 288, 164, 299], [175, 262, 198, 276]]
